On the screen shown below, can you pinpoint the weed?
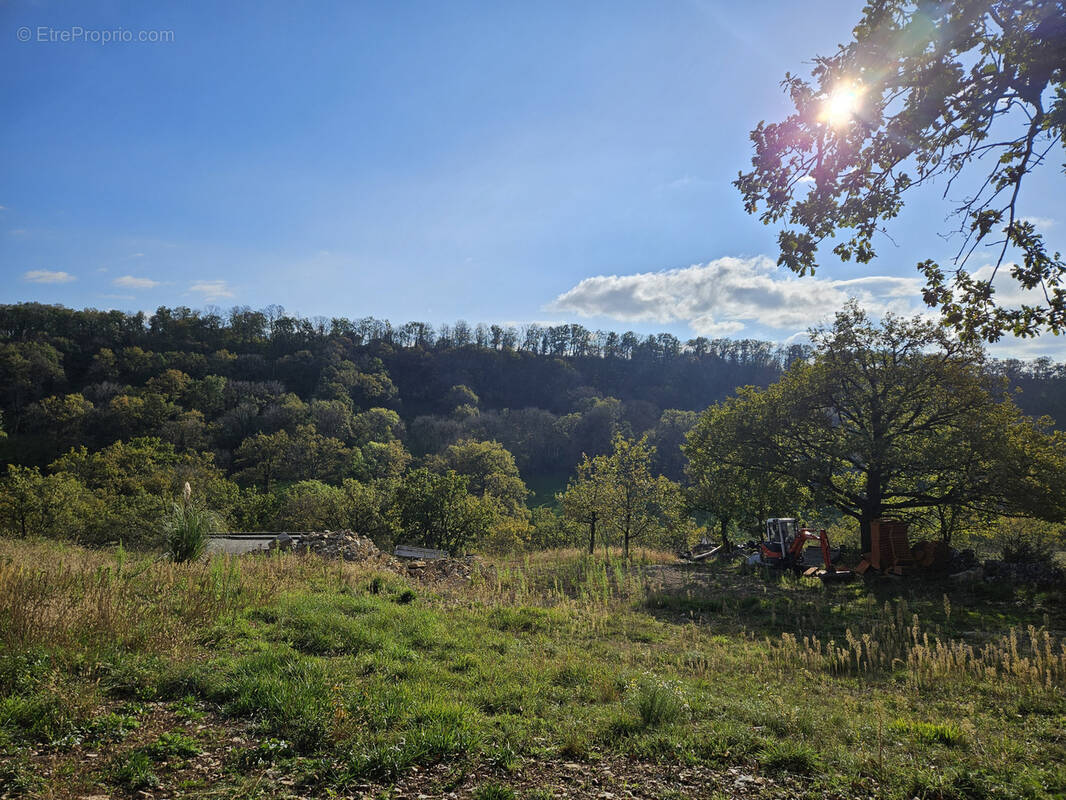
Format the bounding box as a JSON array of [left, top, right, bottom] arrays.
[[774, 601, 1066, 689], [234, 737, 295, 769], [551, 662, 590, 687], [892, 719, 966, 747], [907, 769, 994, 800], [208, 648, 336, 752], [591, 674, 624, 703], [2, 540, 1065, 799], [84, 712, 140, 743], [0, 684, 87, 743], [474, 783, 515, 800], [111, 750, 160, 790], [171, 693, 206, 720], [144, 730, 201, 760], [627, 675, 687, 727], [489, 606, 561, 633], [0, 758, 44, 795], [558, 727, 589, 759], [488, 737, 520, 772]]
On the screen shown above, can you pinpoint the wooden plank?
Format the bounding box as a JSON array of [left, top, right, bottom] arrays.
[[691, 544, 724, 561]]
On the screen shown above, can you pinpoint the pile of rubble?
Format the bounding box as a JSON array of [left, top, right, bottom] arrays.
[[982, 559, 1064, 587], [267, 530, 494, 585], [285, 529, 392, 564], [402, 554, 495, 584]]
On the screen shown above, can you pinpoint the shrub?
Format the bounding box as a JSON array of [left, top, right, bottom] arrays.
[[162, 498, 219, 563]]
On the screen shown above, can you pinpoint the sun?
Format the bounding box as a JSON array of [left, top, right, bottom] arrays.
[[819, 84, 864, 128]]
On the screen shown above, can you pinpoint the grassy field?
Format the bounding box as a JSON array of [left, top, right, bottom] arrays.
[[1, 540, 1064, 799]]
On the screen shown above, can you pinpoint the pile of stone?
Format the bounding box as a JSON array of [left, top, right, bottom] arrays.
[[982, 559, 1064, 587], [401, 554, 495, 584], [289, 530, 397, 566], [268, 529, 495, 586]]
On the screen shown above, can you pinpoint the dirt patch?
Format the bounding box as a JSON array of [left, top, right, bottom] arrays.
[[365, 756, 810, 799], [0, 699, 259, 800], [4, 699, 814, 800]]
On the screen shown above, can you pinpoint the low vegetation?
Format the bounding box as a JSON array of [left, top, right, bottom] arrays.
[[1, 539, 1064, 798]]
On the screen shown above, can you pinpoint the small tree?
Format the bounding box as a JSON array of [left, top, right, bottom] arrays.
[[560, 454, 612, 554], [0, 465, 99, 541], [391, 468, 496, 555], [562, 435, 683, 559], [684, 410, 806, 547]]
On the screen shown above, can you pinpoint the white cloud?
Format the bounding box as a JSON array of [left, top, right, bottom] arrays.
[[0, 205, 7, 211], [689, 317, 746, 336], [1020, 216, 1055, 229], [113, 275, 160, 289], [966, 263, 1052, 308], [23, 269, 75, 284], [548, 256, 925, 336], [189, 280, 234, 301]]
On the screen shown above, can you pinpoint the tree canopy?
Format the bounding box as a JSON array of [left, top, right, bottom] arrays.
[[736, 0, 1066, 340]]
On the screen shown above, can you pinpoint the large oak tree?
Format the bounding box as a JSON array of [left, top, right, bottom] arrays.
[[686, 305, 1066, 551]]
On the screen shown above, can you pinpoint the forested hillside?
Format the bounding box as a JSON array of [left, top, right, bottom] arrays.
[[1, 302, 1064, 548], [0, 303, 799, 478]]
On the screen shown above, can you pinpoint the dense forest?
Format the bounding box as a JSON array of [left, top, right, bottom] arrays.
[[2, 302, 1065, 551]]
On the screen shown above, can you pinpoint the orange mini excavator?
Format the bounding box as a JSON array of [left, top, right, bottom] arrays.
[[755, 518, 853, 582]]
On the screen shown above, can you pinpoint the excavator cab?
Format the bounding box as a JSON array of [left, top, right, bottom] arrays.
[[763, 518, 798, 557]]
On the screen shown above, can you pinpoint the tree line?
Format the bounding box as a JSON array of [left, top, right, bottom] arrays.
[[1, 301, 1064, 557]]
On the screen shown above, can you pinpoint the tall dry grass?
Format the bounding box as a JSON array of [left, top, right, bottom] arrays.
[[0, 539, 379, 656], [480, 547, 665, 611], [773, 598, 1066, 689]]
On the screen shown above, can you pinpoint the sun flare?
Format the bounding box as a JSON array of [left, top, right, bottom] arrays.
[[819, 84, 864, 127]]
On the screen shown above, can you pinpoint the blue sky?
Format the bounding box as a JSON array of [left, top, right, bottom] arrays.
[[3, 0, 1064, 358]]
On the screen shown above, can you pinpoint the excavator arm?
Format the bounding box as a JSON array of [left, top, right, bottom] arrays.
[[789, 529, 835, 569]]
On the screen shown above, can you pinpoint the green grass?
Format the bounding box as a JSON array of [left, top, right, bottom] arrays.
[[891, 719, 966, 747], [1, 538, 1065, 798], [474, 782, 516, 800], [756, 739, 820, 775]]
